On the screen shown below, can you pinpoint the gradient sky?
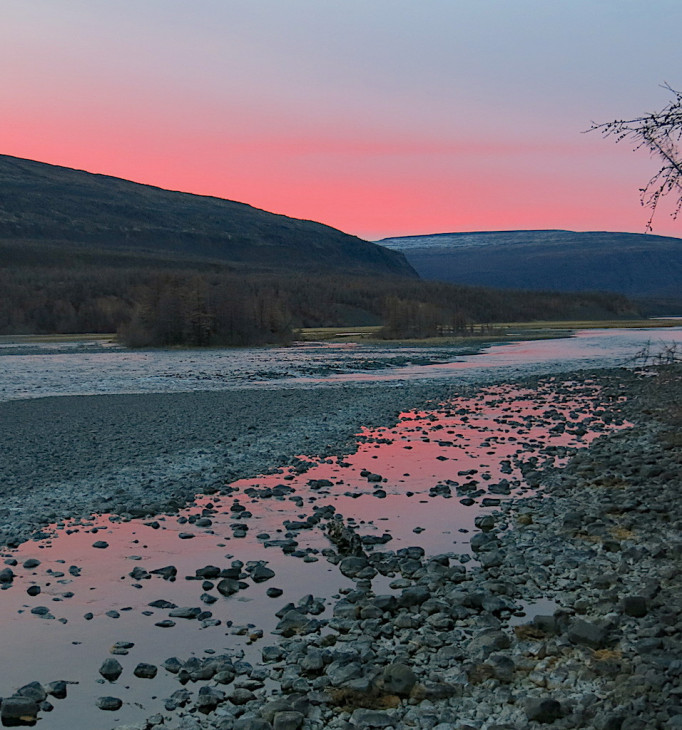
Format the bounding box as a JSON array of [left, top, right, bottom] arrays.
[[3, 1, 682, 240]]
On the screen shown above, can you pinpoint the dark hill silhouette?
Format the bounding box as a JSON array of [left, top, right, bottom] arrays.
[[0, 154, 415, 277], [379, 229, 682, 311]]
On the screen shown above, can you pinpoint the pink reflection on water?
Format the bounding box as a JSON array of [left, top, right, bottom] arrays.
[[0, 379, 629, 728]]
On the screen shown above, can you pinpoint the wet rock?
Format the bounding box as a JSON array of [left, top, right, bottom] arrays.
[[92, 540, 109, 549], [99, 658, 123, 681], [17, 682, 46, 704], [134, 663, 158, 679], [196, 685, 226, 713], [162, 657, 183, 673], [26, 585, 40, 597], [250, 564, 276, 583], [228, 687, 256, 705], [1, 696, 39, 726], [0, 567, 15, 583], [129, 566, 150, 580], [149, 565, 177, 580], [266, 587, 283, 598], [195, 565, 221, 579], [22, 559, 40, 569], [96, 696, 123, 711], [217, 578, 241, 596], [148, 599, 177, 609], [169, 606, 202, 619], [397, 585, 430, 607], [339, 556, 369, 578], [45, 681, 67, 700]]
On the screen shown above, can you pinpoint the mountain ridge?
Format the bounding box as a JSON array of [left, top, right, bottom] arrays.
[[379, 229, 682, 304], [0, 153, 416, 277]]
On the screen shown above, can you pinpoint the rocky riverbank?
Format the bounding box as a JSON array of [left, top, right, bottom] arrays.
[[1, 366, 680, 729]]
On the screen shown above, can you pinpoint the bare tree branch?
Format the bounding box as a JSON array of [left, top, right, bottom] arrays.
[[588, 83, 682, 231]]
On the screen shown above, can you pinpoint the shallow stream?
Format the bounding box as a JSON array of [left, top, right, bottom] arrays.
[[0, 378, 627, 728]]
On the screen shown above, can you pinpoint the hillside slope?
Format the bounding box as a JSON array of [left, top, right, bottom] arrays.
[[379, 230, 682, 304], [0, 154, 415, 277]]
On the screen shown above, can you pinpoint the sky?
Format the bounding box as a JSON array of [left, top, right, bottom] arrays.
[[2, 0, 682, 240]]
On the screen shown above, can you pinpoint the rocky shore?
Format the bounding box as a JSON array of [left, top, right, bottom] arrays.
[[1, 366, 681, 729]]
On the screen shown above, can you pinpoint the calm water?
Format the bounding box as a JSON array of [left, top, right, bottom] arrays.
[[0, 326, 674, 728], [0, 326, 680, 402], [0, 377, 627, 729]]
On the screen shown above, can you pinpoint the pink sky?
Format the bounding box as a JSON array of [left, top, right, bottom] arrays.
[[3, 1, 682, 240]]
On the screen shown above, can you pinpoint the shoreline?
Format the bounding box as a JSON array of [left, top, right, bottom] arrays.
[[0, 365, 680, 729]]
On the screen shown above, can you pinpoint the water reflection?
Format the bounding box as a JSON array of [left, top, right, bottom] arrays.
[[0, 327, 680, 402], [0, 380, 627, 728]]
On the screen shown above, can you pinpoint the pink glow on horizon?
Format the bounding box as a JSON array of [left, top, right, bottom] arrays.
[[3, 1, 681, 241]]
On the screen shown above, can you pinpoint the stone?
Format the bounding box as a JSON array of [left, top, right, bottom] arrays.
[[96, 696, 123, 711], [350, 708, 396, 727], [0, 567, 15, 582], [169, 606, 202, 619], [236, 719, 274, 730], [397, 585, 430, 607], [228, 687, 256, 705], [99, 658, 123, 681], [273, 711, 304, 730], [525, 697, 562, 723], [567, 619, 608, 649], [134, 663, 158, 679], [217, 578, 241, 596], [196, 686, 226, 713], [0, 696, 39, 726], [621, 596, 648, 618], [17, 682, 47, 703], [250, 564, 276, 583], [46, 681, 68, 700], [381, 663, 417, 696], [92, 541, 109, 549], [149, 565, 177, 580]]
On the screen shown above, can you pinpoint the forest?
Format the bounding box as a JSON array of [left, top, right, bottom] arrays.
[[0, 264, 641, 346]]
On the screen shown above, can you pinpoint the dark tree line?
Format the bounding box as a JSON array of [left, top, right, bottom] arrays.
[[0, 264, 640, 346]]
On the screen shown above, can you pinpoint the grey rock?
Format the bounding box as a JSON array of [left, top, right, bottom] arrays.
[[133, 663, 157, 679], [1, 696, 39, 725], [99, 657, 123, 681], [525, 697, 562, 723], [567, 619, 609, 649], [196, 686, 226, 713], [0, 567, 15, 582], [17, 682, 47, 703], [250, 564, 276, 583], [96, 696, 123, 711], [217, 578, 241, 596], [350, 708, 396, 727], [381, 663, 417, 696], [273, 711, 304, 730], [169, 606, 202, 619], [621, 596, 648, 617], [45, 681, 67, 699], [228, 687, 256, 705]]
